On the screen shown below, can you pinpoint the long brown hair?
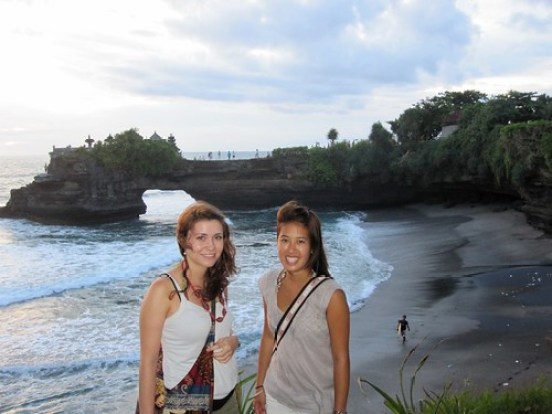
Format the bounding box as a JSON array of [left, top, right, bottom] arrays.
[[176, 200, 237, 300], [276, 200, 331, 277]]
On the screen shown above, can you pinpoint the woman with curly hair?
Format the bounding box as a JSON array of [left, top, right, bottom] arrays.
[[138, 201, 240, 414]]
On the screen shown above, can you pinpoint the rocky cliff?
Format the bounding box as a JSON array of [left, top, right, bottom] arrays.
[[0, 153, 417, 225], [1, 151, 551, 233]]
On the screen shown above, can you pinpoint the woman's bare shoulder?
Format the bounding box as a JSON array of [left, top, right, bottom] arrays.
[[145, 274, 178, 299]]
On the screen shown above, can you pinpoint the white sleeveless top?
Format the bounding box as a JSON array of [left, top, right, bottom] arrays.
[[162, 275, 238, 399]]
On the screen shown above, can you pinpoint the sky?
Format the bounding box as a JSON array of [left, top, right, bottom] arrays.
[[1, 0, 551, 156]]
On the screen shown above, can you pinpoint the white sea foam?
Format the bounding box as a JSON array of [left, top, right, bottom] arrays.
[[0, 158, 394, 413]]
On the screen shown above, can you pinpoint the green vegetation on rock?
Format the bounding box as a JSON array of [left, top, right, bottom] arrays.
[[268, 90, 552, 195], [76, 128, 183, 177]]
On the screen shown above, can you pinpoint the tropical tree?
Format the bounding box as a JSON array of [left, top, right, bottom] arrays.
[[389, 90, 488, 146], [86, 128, 182, 176], [369, 122, 395, 153], [327, 128, 338, 146]]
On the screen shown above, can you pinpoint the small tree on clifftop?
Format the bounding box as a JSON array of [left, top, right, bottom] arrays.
[[327, 128, 338, 146]]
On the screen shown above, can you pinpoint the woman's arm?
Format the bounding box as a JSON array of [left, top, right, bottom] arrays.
[[253, 300, 275, 414], [327, 289, 350, 414], [210, 288, 241, 363], [210, 334, 241, 363], [138, 278, 171, 414]]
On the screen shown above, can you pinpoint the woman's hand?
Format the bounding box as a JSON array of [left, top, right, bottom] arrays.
[[208, 335, 239, 363], [253, 386, 267, 414]]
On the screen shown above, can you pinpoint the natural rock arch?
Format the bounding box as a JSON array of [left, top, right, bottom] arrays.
[[1, 154, 412, 225]]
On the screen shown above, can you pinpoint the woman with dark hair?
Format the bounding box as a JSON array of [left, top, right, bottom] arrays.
[[138, 201, 240, 414], [254, 200, 350, 414]]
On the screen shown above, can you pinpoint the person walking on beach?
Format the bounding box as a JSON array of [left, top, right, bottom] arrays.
[[397, 315, 410, 343], [254, 200, 350, 414], [137, 201, 241, 414]]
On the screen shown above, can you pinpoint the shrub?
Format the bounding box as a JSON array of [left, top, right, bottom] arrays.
[[358, 343, 552, 414]]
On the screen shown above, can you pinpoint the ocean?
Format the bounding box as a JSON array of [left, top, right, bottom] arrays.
[[0, 153, 393, 413]]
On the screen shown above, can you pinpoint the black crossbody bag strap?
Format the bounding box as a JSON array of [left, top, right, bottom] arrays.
[[273, 275, 331, 354]]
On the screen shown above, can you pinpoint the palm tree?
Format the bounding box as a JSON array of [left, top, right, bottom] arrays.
[[327, 128, 338, 146]]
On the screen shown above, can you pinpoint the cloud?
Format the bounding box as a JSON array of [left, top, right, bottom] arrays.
[[0, 0, 551, 155], [109, 0, 476, 105]]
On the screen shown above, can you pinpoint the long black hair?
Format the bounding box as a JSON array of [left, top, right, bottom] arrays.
[[276, 200, 331, 277]]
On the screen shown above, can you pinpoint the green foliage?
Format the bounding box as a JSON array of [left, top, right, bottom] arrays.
[[307, 146, 339, 184], [359, 341, 448, 414], [283, 92, 551, 190], [359, 344, 552, 414], [328, 141, 353, 180], [487, 121, 552, 187], [443, 381, 552, 414], [542, 130, 552, 172], [50, 90, 552, 197], [351, 139, 396, 182], [272, 146, 309, 159], [306, 141, 355, 184], [349, 139, 379, 177], [86, 128, 182, 177], [327, 128, 339, 145], [389, 90, 488, 145], [489, 91, 550, 125], [304, 123, 399, 185], [390, 105, 429, 145], [369, 122, 395, 154], [430, 139, 460, 178], [388, 91, 552, 191], [236, 371, 256, 414]]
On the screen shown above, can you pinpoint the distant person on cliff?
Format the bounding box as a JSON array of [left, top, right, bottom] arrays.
[[254, 200, 350, 414], [137, 201, 240, 414], [397, 315, 410, 343]]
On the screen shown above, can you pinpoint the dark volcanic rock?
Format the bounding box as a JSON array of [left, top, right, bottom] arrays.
[[0, 153, 416, 225], [1, 151, 551, 233]]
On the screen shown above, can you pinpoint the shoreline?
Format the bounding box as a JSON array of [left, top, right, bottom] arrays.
[[236, 202, 552, 413], [348, 202, 552, 413]]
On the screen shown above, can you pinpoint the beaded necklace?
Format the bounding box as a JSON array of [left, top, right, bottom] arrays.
[[181, 260, 226, 322], [276, 269, 316, 292], [276, 269, 286, 292]]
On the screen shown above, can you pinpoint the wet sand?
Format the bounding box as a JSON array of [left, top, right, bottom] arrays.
[[235, 202, 552, 413], [348, 203, 552, 413]]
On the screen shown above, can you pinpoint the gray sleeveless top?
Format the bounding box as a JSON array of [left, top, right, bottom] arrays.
[[258, 269, 342, 414]]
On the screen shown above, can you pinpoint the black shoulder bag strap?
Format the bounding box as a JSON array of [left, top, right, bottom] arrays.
[[162, 273, 186, 302], [273, 275, 331, 354]]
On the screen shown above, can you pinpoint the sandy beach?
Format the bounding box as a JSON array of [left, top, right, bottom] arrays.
[[348, 203, 552, 413], [239, 202, 552, 413]]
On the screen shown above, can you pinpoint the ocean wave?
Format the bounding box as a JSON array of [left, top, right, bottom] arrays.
[[0, 233, 180, 307], [0, 355, 138, 378]]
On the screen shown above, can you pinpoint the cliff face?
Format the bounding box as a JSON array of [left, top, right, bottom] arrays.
[[514, 170, 552, 233], [0, 154, 416, 224], [1, 155, 148, 224], [1, 152, 551, 233]]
